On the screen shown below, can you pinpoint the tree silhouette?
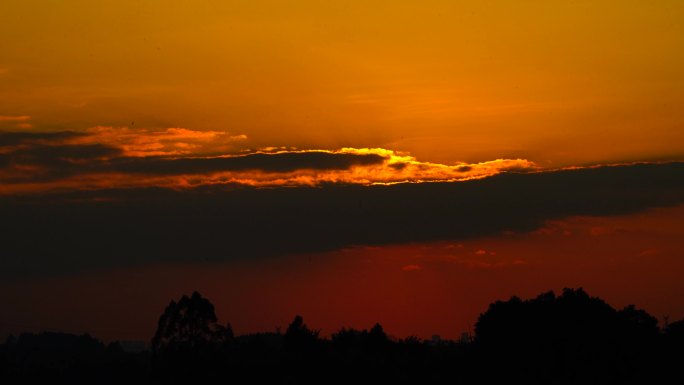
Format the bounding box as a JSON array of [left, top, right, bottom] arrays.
[[667, 318, 684, 340], [472, 288, 663, 384], [284, 315, 320, 353], [151, 291, 232, 353]]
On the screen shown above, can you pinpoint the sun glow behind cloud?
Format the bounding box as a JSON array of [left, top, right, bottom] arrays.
[[199, 147, 537, 188], [0, 127, 538, 193]]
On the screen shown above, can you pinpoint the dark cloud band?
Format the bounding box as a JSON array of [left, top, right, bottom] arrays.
[[0, 131, 86, 147], [106, 151, 386, 175], [1, 162, 682, 278], [0, 130, 386, 182]]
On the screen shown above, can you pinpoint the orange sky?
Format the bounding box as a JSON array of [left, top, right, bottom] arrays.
[[1, 1, 683, 343], [1, 0, 683, 166]]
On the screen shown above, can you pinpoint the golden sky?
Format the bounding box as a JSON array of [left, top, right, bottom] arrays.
[[2, 0, 683, 167]]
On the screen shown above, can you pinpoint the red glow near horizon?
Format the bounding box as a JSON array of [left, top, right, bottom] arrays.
[[2, 204, 683, 342]]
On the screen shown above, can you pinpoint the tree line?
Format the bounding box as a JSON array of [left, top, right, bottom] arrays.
[[2, 288, 684, 384]]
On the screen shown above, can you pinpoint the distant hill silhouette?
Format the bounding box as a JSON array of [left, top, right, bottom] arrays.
[[2, 288, 683, 384], [1, 332, 143, 384]]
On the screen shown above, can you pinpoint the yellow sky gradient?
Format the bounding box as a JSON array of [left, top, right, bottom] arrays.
[[1, 0, 683, 166]]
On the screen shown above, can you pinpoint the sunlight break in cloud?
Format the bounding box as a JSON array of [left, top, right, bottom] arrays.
[[182, 148, 538, 189], [0, 127, 538, 193]]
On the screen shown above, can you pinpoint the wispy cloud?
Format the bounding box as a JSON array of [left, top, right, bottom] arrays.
[[73, 126, 247, 157], [402, 264, 422, 272], [0, 115, 30, 122], [0, 115, 33, 131]]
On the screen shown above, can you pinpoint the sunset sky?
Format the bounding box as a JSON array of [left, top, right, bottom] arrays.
[[1, 1, 683, 341]]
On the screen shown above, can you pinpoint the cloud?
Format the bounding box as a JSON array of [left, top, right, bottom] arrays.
[[0, 115, 30, 122], [0, 128, 538, 192], [402, 264, 422, 271], [0, 115, 33, 130], [639, 248, 660, 257], [0, 161, 682, 278], [107, 151, 386, 175], [0, 126, 244, 157], [73, 126, 247, 157], [0, 144, 124, 183], [0, 130, 86, 147], [456, 259, 525, 270]]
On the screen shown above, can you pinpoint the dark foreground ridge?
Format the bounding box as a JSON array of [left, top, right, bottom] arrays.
[[2, 288, 684, 384]]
